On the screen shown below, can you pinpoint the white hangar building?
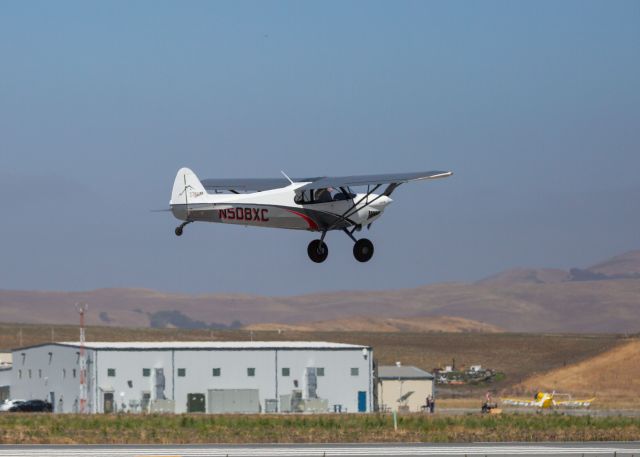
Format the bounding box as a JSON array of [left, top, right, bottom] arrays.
[[10, 341, 373, 414]]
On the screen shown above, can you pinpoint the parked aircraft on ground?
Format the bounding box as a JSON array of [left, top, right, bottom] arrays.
[[170, 167, 452, 263], [502, 391, 595, 409]]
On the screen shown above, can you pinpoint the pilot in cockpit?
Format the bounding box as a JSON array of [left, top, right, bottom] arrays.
[[314, 188, 333, 203]]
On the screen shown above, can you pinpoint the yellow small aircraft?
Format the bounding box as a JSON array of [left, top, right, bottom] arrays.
[[502, 391, 595, 409]]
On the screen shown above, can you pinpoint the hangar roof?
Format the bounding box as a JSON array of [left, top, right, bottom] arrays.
[[378, 365, 434, 380], [16, 341, 370, 351]]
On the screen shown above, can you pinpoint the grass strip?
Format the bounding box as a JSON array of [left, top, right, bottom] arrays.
[[1, 413, 640, 444]]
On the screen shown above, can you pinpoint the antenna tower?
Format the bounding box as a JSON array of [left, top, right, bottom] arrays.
[[76, 303, 88, 413]]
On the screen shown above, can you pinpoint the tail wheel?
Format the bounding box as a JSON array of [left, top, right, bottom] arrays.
[[307, 239, 329, 263], [175, 226, 183, 236], [353, 238, 374, 262]]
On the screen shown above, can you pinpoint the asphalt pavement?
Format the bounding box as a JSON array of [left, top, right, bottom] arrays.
[[1, 443, 640, 456]]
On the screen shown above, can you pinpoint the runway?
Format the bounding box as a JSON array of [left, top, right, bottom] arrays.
[[1, 443, 640, 456]]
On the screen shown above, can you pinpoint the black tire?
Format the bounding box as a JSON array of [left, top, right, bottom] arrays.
[[353, 238, 374, 262], [175, 226, 183, 236], [307, 239, 329, 263]]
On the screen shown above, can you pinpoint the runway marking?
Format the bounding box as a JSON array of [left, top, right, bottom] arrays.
[[1, 445, 640, 456]]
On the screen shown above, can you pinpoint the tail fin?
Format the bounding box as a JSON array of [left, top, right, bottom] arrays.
[[170, 167, 207, 206]]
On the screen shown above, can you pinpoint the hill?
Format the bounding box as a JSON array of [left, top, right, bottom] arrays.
[[245, 316, 503, 333], [477, 268, 569, 286], [510, 339, 640, 408], [1, 250, 640, 333], [585, 250, 640, 278]]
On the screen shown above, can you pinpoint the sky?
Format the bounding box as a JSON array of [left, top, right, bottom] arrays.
[[0, 0, 638, 295]]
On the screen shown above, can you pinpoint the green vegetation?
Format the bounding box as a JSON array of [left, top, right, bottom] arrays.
[[0, 413, 639, 444]]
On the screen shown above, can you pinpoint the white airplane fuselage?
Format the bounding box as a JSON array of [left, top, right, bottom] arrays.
[[170, 182, 392, 232]]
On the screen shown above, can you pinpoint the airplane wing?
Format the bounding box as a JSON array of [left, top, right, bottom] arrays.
[[201, 177, 322, 193], [201, 171, 452, 193], [501, 398, 538, 407], [554, 398, 595, 408], [295, 171, 453, 194]]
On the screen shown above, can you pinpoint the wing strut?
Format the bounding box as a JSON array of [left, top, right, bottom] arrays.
[[383, 182, 401, 197]]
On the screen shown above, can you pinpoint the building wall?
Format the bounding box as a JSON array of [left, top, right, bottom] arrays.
[[377, 379, 433, 412], [0, 367, 11, 388], [10, 345, 92, 413], [93, 349, 174, 413], [276, 349, 372, 413], [11, 344, 373, 414], [171, 348, 372, 413], [0, 368, 11, 402]]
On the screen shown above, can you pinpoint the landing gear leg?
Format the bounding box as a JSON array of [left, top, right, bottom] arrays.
[[343, 228, 374, 262], [307, 231, 328, 263], [175, 221, 192, 237]]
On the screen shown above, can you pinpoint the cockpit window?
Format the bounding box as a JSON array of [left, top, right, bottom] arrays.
[[294, 190, 312, 204], [295, 187, 355, 204]]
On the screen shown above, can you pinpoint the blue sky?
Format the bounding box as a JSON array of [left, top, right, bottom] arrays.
[[0, 1, 638, 294]]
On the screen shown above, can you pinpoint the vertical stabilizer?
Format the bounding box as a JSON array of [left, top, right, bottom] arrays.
[[170, 167, 207, 206]]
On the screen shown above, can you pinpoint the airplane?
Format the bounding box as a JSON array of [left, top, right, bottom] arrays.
[[501, 391, 595, 409], [169, 167, 453, 263]]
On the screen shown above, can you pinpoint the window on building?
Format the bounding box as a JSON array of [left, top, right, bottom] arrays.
[[28, 369, 32, 379], [282, 367, 290, 377], [178, 368, 186, 377], [73, 369, 77, 378], [62, 368, 66, 379], [317, 367, 325, 376], [18, 369, 22, 379], [38, 369, 42, 378], [142, 368, 151, 377], [107, 368, 116, 377], [350, 367, 359, 376], [212, 368, 221, 377], [247, 368, 255, 377]]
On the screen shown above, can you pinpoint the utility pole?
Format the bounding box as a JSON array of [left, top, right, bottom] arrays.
[[76, 303, 88, 414]]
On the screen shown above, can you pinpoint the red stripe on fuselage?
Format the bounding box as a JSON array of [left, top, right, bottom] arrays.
[[286, 209, 319, 231]]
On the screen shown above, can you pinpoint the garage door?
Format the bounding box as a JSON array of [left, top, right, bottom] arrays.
[[207, 389, 260, 413]]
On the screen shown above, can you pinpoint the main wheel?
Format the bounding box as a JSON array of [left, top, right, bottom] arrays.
[[307, 239, 329, 263], [175, 226, 183, 236], [353, 238, 374, 262]]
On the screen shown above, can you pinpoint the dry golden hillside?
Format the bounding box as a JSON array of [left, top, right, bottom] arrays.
[[511, 339, 640, 408], [245, 316, 503, 333], [1, 250, 640, 332]]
